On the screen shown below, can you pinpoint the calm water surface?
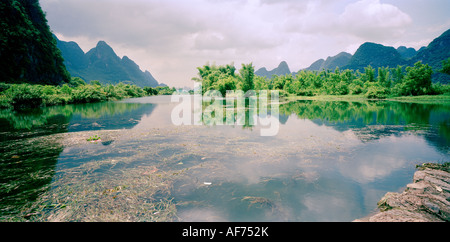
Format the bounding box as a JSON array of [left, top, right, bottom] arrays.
[[0, 96, 449, 221]]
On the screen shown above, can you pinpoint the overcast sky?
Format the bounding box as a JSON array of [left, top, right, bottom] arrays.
[[41, 0, 450, 87]]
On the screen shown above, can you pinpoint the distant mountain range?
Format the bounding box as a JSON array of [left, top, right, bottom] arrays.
[[256, 28, 450, 83], [304, 52, 353, 72], [255, 61, 291, 78], [55, 37, 160, 87], [343, 42, 407, 71]]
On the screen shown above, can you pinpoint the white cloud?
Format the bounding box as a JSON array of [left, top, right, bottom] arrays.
[[283, 0, 412, 40], [40, 0, 444, 87], [338, 0, 412, 40]]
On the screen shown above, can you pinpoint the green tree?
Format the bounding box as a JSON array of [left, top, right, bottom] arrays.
[[90, 80, 102, 86], [0, 0, 71, 85], [143, 86, 158, 96], [402, 61, 433, 96], [71, 85, 107, 103], [365, 83, 389, 99], [335, 80, 349, 95], [377, 67, 391, 88], [214, 75, 237, 96], [254, 76, 269, 91], [220, 64, 236, 77], [271, 75, 284, 90], [349, 79, 364, 95], [69, 77, 87, 88], [391, 66, 404, 84], [440, 57, 450, 75], [363, 66, 375, 82], [192, 63, 238, 94], [191, 62, 449, 99], [238, 63, 255, 93]]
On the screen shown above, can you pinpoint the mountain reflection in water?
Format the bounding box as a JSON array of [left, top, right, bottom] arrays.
[[0, 96, 448, 221]]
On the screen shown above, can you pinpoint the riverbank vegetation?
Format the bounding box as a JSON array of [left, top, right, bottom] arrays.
[[2, 59, 449, 110], [0, 77, 176, 110], [192, 59, 450, 99]]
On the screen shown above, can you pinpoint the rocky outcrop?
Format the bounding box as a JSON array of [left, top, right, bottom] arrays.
[[0, 0, 71, 85], [355, 163, 450, 222]]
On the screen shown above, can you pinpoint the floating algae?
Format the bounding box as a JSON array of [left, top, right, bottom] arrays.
[[3, 98, 448, 222], [241, 196, 276, 210], [20, 162, 180, 221], [8, 128, 204, 221], [1, 123, 362, 221]]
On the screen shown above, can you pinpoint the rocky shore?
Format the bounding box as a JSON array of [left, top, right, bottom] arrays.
[[355, 163, 450, 222]]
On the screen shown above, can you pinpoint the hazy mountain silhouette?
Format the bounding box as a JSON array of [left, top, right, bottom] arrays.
[[56, 37, 159, 87]]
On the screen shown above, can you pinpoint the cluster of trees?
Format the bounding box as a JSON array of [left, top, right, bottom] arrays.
[[192, 63, 256, 96], [144, 86, 177, 96], [0, 77, 175, 110], [192, 59, 450, 99]]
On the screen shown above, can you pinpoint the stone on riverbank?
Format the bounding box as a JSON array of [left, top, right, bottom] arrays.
[[355, 163, 450, 222]]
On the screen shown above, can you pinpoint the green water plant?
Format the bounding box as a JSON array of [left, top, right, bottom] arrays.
[[86, 135, 101, 142]]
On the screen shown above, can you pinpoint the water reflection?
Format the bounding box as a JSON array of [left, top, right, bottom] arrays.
[[165, 99, 450, 221], [0, 101, 156, 220], [0, 97, 449, 221], [169, 122, 445, 221], [280, 100, 450, 148], [0, 135, 63, 219]]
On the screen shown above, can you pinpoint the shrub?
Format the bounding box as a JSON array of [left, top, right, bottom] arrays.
[[119, 84, 145, 98], [68, 77, 87, 88], [366, 84, 389, 99], [60, 84, 73, 95], [431, 82, 450, 95], [90, 80, 102, 86], [296, 88, 314, 96], [43, 94, 71, 106], [155, 86, 176, 95], [335, 80, 349, 95], [0, 81, 155, 110], [0, 95, 12, 109], [6, 84, 43, 109], [278, 90, 290, 98], [143, 87, 158, 96], [349, 79, 364, 95], [0, 83, 11, 93], [71, 85, 107, 104], [41, 85, 57, 95]]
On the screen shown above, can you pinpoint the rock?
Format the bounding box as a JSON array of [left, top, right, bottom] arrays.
[[406, 181, 429, 191], [356, 163, 450, 222], [424, 201, 440, 214], [364, 209, 441, 222]]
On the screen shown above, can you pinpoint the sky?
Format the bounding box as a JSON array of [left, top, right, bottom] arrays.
[[40, 0, 450, 88]]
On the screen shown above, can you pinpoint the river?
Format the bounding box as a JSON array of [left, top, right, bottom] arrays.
[[0, 96, 449, 221]]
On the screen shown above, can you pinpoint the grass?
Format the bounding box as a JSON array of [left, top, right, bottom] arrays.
[[285, 94, 367, 101], [388, 93, 450, 104], [284, 93, 450, 103], [416, 162, 450, 173]]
